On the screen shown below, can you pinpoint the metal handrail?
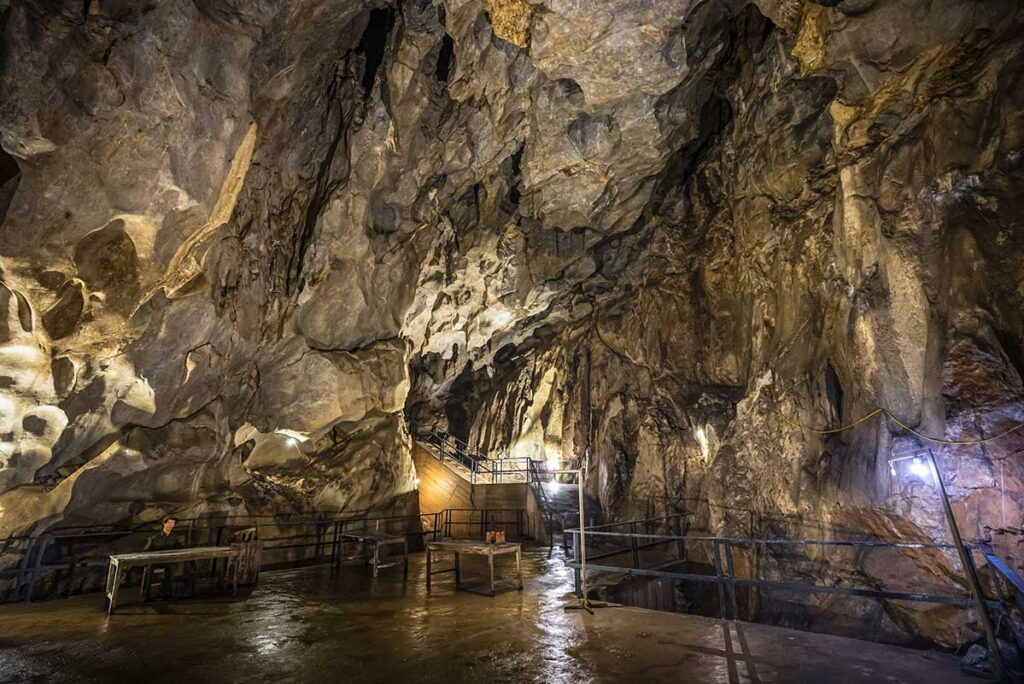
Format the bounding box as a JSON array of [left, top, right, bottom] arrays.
[[562, 523, 1000, 622], [417, 425, 544, 484], [0, 507, 531, 604], [564, 528, 964, 550]]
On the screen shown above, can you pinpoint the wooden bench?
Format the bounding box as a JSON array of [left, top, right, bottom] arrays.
[[104, 546, 238, 615], [338, 532, 408, 578], [426, 539, 522, 596]]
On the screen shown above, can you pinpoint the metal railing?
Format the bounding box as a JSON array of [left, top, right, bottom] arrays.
[[563, 518, 1019, 620], [417, 425, 542, 484], [0, 507, 530, 604], [410, 424, 570, 551], [431, 508, 533, 541]]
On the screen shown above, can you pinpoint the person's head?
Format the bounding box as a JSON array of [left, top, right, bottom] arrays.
[[162, 517, 177, 534]]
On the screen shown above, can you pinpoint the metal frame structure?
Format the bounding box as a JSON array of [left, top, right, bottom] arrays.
[[564, 518, 1021, 680], [0, 507, 533, 604]]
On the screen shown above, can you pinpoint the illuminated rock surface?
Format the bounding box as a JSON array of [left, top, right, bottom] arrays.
[[1, 0, 1023, 646]]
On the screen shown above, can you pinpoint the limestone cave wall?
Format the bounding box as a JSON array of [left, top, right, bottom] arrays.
[[1, 0, 1023, 645]]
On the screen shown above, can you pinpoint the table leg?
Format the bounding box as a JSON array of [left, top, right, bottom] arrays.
[[372, 542, 380, 578], [516, 547, 523, 590], [488, 553, 495, 596], [109, 563, 123, 615], [426, 547, 433, 590], [455, 552, 461, 588], [105, 560, 116, 613]]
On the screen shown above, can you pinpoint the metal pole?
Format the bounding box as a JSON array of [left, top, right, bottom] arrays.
[[550, 465, 608, 613], [925, 449, 1005, 681], [578, 468, 587, 601]]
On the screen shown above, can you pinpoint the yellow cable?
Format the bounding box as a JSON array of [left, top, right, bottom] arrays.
[[777, 403, 1024, 445], [777, 408, 884, 434], [882, 410, 1024, 446]]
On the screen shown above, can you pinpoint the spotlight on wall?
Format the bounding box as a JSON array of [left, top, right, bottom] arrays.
[[286, 437, 298, 447], [887, 453, 933, 483], [909, 456, 929, 478]]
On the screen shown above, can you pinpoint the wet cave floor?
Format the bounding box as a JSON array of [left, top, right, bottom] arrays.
[[0, 548, 974, 683]]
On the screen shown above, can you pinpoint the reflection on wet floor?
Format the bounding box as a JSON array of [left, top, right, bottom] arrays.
[[0, 547, 974, 683]]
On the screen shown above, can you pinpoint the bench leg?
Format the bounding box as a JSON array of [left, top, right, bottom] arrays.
[[109, 564, 123, 615], [105, 561, 116, 614]]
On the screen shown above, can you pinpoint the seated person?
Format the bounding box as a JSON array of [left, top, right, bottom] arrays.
[[142, 516, 182, 599]]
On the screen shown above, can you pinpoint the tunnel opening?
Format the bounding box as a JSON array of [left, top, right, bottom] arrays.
[[435, 34, 454, 83], [356, 7, 396, 97], [0, 145, 20, 225], [824, 360, 844, 424], [0, 147, 17, 187]]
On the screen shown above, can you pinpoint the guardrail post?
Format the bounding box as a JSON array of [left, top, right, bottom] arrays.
[[724, 541, 739, 620], [314, 519, 323, 561], [712, 540, 727, 620], [673, 514, 686, 564], [630, 522, 640, 570], [572, 531, 582, 597], [211, 526, 223, 578], [337, 520, 347, 567]]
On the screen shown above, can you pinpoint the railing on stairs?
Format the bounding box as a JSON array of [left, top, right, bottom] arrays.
[[418, 425, 535, 484], [528, 460, 560, 553], [411, 424, 567, 551]]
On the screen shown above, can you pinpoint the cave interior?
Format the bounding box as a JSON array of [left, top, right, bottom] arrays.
[[1, 0, 1024, 681]]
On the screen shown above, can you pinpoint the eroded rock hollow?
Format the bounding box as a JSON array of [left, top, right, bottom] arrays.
[[2, 0, 1023, 645]]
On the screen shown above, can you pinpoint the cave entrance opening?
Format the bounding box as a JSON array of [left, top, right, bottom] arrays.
[[356, 7, 396, 97], [0, 145, 19, 223]]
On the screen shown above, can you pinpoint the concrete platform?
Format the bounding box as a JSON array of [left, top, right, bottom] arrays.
[[0, 548, 975, 683]]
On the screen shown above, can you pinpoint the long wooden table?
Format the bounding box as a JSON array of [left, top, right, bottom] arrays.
[[105, 546, 238, 614], [338, 532, 408, 578], [426, 539, 523, 596]]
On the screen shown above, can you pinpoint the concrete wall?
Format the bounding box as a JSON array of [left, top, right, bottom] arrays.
[[413, 442, 474, 513], [412, 443, 547, 542]]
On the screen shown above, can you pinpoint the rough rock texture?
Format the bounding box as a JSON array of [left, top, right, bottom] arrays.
[[1, 0, 1023, 645]]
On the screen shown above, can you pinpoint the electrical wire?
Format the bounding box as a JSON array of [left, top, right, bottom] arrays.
[[777, 403, 1024, 445]]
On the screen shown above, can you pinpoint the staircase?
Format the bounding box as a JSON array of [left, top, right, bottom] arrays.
[[413, 425, 565, 547], [416, 426, 533, 484], [528, 478, 605, 552]]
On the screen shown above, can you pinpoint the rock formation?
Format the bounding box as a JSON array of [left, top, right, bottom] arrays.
[[1, 0, 1023, 645]]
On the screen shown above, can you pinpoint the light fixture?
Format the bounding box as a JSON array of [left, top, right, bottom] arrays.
[[887, 453, 932, 483], [286, 437, 297, 447], [909, 456, 929, 478], [548, 481, 561, 493]]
